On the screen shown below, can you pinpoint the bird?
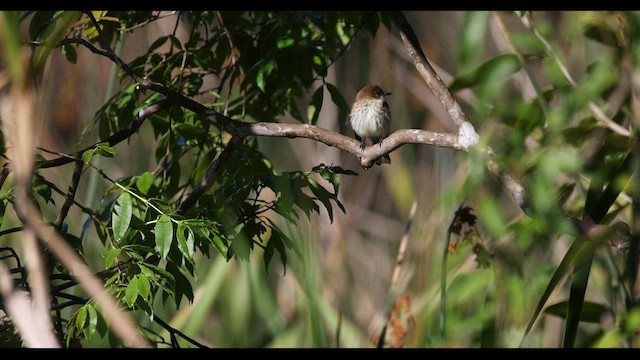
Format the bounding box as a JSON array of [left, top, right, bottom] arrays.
[[348, 84, 392, 165]]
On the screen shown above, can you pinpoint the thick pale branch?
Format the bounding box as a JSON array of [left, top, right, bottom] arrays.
[[232, 121, 461, 169]]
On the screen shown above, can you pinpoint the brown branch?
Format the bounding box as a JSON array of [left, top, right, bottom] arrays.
[[38, 99, 173, 169], [54, 160, 84, 228]]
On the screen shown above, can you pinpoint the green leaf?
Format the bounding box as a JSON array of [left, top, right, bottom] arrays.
[[177, 223, 195, 263], [287, 95, 303, 122], [0, 200, 5, 228], [307, 85, 324, 125], [210, 234, 227, 258], [154, 214, 173, 260], [86, 305, 98, 341], [60, 43, 77, 64], [326, 83, 350, 120], [458, 11, 489, 73], [125, 276, 139, 307], [75, 305, 87, 330], [545, 301, 607, 324], [112, 191, 133, 243], [256, 57, 276, 93], [582, 17, 622, 48], [449, 54, 521, 95], [138, 274, 151, 300], [95, 142, 117, 157], [166, 262, 193, 307], [103, 248, 121, 268], [136, 171, 154, 195], [148, 35, 169, 52], [83, 142, 116, 164], [276, 37, 295, 49], [307, 177, 334, 223], [311, 53, 327, 77]]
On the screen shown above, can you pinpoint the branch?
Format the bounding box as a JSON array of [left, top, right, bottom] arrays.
[[153, 316, 208, 349], [37, 99, 173, 169], [388, 11, 530, 214], [54, 160, 84, 228], [61, 13, 528, 209]]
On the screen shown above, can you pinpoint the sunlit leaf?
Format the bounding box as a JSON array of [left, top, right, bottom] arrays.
[[154, 214, 173, 260], [136, 171, 154, 195], [307, 85, 324, 125], [125, 276, 139, 307], [112, 191, 133, 243]]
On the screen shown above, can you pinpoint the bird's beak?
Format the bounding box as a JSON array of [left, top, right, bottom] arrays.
[[385, 92, 392, 96]]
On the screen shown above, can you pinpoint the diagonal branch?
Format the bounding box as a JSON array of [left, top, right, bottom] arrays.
[[37, 99, 173, 169], [388, 11, 530, 214], [54, 159, 84, 228]]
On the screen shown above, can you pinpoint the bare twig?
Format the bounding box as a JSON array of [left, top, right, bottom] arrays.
[[38, 99, 173, 169], [153, 316, 208, 349], [54, 159, 84, 228]]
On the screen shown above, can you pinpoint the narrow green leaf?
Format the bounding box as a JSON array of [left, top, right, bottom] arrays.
[[177, 223, 195, 263], [519, 238, 587, 347], [154, 214, 173, 260], [112, 191, 133, 243], [125, 276, 139, 307], [276, 37, 295, 49], [563, 256, 593, 348], [449, 54, 521, 93], [103, 248, 121, 268], [307, 85, 324, 125], [138, 274, 151, 300], [263, 236, 275, 273], [148, 35, 169, 52], [60, 43, 77, 64], [311, 53, 327, 77], [210, 234, 227, 258], [75, 305, 87, 329], [307, 178, 334, 223], [86, 305, 98, 341], [326, 83, 350, 119], [459, 11, 490, 73], [545, 301, 607, 323], [0, 200, 6, 228]]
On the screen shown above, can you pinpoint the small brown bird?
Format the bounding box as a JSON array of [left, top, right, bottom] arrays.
[[348, 84, 392, 165]]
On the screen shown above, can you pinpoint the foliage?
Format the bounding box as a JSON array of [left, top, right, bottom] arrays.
[[0, 10, 637, 349]]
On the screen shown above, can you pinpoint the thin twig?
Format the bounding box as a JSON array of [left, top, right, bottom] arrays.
[[153, 316, 208, 349], [54, 160, 84, 228], [37, 99, 173, 169]]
